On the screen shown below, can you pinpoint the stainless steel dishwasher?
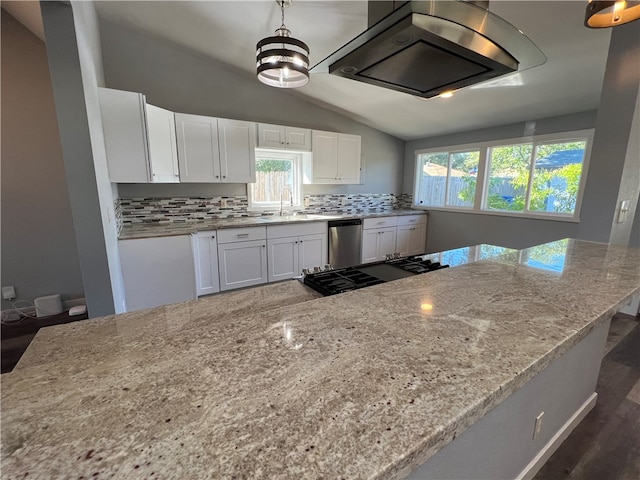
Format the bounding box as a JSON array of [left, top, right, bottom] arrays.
[[328, 219, 362, 268]]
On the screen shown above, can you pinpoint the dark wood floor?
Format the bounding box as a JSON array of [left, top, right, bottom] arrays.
[[534, 313, 640, 480]]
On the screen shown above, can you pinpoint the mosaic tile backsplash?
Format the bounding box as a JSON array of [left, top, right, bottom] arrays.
[[118, 193, 414, 225]]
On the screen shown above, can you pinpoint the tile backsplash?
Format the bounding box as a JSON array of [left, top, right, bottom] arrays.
[[118, 193, 414, 226]]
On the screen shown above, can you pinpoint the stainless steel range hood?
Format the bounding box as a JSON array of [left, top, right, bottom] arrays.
[[310, 1, 546, 98]]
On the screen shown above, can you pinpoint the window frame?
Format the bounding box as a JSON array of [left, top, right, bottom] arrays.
[[413, 129, 594, 222], [248, 149, 303, 212]]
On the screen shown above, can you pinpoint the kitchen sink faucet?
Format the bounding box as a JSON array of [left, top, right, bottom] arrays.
[[280, 187, 293, 216]]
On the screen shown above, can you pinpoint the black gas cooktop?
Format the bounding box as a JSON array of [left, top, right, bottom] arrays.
[[303, 256, 448, 296]]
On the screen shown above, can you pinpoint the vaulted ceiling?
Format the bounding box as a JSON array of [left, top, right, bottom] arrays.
[[5, 1, 614, 140]]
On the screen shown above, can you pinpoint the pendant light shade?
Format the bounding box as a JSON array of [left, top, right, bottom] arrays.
[[585, 1, 640, 28], [257, 1, 310, 88]]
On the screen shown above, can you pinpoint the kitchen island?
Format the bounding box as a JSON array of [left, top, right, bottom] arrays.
[[2, 239, 639, 479]]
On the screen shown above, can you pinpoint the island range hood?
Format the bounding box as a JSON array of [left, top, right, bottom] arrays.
[[310, 1, 546, 98]]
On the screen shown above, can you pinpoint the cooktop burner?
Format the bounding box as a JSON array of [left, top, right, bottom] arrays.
[[303, 255, 448, 296]]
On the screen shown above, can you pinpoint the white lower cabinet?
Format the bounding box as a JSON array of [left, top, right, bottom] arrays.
[[217, 227, 268, 291], [266, 222, 328, 282], [361, 216, 398, 263], [119, 235, 196, 312], [362, 227, 397, 263], [192, 231, 220, 296], [395, 215, 427, 256]]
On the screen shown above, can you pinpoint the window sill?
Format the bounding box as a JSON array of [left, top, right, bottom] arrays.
[[413, 205, 580, 223]]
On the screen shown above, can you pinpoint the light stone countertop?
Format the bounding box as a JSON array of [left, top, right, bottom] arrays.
[[118, 209, 425, 239], [2, 239, 639, 479]]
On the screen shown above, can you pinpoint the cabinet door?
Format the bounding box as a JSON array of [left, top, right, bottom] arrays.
[[146, 104, 179, 183], [361, 229, 380, 264], [407, 223, 427, 256], [218, 240, 267, 291], [98, 88, 149, 183], [119, 236, 196, 312], [258, 123, 286, 149], [267, 236, 298, 282], [192, 231, 220, 296], [396, 225, 413, 256], [312, 130, 339, 183], [218, 119, 256, 183], [175, 113, 221, 182], [336, 133, 361, 184], [378, 227, 398, 259], [286, 127, 312, 151], [299, 233, 327, 272]]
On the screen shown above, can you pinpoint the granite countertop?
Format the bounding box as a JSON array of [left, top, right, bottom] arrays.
[[119, 209, 425, 239], [2, 239, 639, 479]]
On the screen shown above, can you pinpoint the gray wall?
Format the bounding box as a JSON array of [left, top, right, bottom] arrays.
[[41, 1, 125, 317], [403, 22, 640, 254], [1, 10, 84, 310], [98, 19, 406, 198], [609, 85, 640, 245]]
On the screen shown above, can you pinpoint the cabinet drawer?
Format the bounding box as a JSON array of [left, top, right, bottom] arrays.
[[363, 216, 398, 230], [267, 221, 327, 239], [217, 226, 266, 244], [397, 214, 427, 227]]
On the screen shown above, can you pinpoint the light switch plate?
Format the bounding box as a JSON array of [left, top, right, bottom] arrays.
[[618, 199, 630, 223]]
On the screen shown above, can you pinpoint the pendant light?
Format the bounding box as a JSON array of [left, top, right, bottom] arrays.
[[256, 0, 310, 88], [585, 1, 640, 28]]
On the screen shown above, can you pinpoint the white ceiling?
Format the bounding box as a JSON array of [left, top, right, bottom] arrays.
[[7, 1, 614, 141]]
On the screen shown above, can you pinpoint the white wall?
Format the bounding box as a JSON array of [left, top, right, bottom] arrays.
[[1, 10, 84, 309], [40, 1, 125, 316], [97, 19, 406, 198]]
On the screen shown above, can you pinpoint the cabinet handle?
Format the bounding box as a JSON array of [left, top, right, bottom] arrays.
[[300, 240, 303, 243], [262, 245, 266, 248], [211, 235, 215, 238], [237, 233, 249, 238], [215, 175, 219, 178], [223, 175, 226, 179]]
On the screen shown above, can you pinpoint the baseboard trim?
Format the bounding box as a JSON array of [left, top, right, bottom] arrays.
[[516, 392, 597, 480]]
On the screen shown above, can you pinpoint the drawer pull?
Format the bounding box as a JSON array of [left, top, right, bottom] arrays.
[[237, 233, 250, 238]]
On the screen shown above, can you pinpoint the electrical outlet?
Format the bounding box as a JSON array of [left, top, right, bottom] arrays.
[[2, 286, 16, 300], [533, 411, 544, 439], [220, 198, 229, 208], [303, 197, 310, 207]]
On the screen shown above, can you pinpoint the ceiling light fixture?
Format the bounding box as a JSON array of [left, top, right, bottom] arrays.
[[256, 0, 309, 88], [585, 0, 640, 28]]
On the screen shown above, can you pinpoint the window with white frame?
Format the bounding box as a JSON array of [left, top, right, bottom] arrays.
[[248, 149, 302, 210], [414, 130, 592, 220]]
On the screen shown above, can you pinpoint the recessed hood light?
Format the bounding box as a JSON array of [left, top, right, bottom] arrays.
[[310, 1, 546, 99]]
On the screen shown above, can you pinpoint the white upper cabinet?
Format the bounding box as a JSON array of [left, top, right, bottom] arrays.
[[336, 134, 362, 184], [175, 113, 221, 182], [175, 113, 256, 183], [218, 118, 257, 183], [258, 123, 311, 151], [145, 104, 180, 183], [310, 130, 361, 184], [99, 87, 179, 183]]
